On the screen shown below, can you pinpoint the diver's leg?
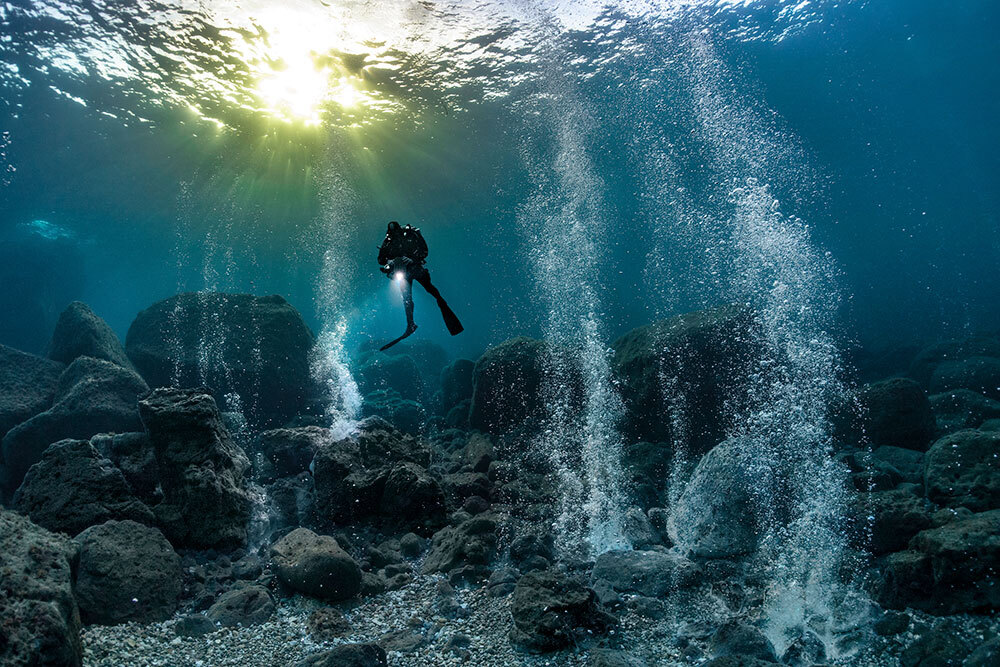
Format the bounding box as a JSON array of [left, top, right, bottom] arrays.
[[414, 268, 442, 300], [400, 278, 417, 333]]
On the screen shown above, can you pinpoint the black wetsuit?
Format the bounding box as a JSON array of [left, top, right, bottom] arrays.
[[378, 224, 444, 332]]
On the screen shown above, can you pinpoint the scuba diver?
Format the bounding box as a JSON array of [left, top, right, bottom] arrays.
[[377, 221, 463, 350]]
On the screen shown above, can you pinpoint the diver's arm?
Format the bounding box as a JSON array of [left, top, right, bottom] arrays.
[[377, 237, 390, 266], [414, 229, 429, 260]]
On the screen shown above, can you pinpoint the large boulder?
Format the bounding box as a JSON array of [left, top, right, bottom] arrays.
[[380, 462, 447, 528], [48, 301, 133, 370], [440, 358, 476, 411], [12, 439, 154, 536], [312, 417, 430, 526], [859, 378, 936, 451], [360, 389, 426, 435], [253, 426, 329, 483], [90, 432, 159, 504], [866, 485, 933, 556], [924, 429, 1000, 512], [909, 336, 1000, 387], [206, 585, 275, 627], [929, 356, 1000, 400], [138, 387, 252, 549], [509, 570, 614, 653], [611, 304, 759, 451], [294, 644, 388, 667], [356, 354, 424, 402], [73, 520, 182, 625], [1, 357, 148, 497], [420, 514, 498, 575], [930, 389, 1000, 435], [469, 337, 552, 434], [0, 508, 82, 666], [0, 343, 63, 440], [270, 528, 362, 601], [880, 509, 1000, 615], [668, 438, 758, 558], [591, 550, 701, 596], [125, 292, 316, 427]]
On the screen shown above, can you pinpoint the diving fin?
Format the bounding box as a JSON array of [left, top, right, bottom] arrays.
[[436, 298, 464, 336], [380, 325, 418, 352]]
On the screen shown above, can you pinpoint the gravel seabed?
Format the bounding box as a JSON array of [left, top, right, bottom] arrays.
[[82, 573, 677, 667]]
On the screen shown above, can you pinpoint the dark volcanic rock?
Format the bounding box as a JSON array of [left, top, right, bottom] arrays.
[[90, 432, 159, 504], [611, 304, 759, 451], [420, 514, 498, 575], [253, 426, 329, 483], [669, 438, 758, 558], [48, 301, 133, 370], [591, 550, 701, 596], [860, 378, 936, 451], [866, 485, 933, 556], [880, 509, 1000, 614], [125, 292, 316, 427], [206, 585, 275, 627], [0, 508, 82, 667], [12, 439, 154, 536], [0, 343, 63, 440], [360, 389, 426, 435], [930, 389, 1000, 434], [509, 570, 614, 653], [270, 528, 362, 601], [357, 354, 424, 402], [909, 336, 1000, 387], [870, 446, 924, 485], [380, 462, 446, 527], [929, 356, 1000, 400], [709, 620, 778, 662], [469, 337, 554, 435], [1, 357, 148, 497], [440, 358, 475, 411], [294, 644, 388, 667], [175, 614, 217, 637], [307, 607, 350, 641], [139, 387, 252, 549], [74, 520, 182, 625], [924, 429, 1000, 512]]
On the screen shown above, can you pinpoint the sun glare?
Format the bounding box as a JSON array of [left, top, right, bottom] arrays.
[[256, 54, 330, 125]]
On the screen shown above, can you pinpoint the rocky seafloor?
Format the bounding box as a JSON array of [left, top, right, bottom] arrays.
[[1, 293, 999, 667]]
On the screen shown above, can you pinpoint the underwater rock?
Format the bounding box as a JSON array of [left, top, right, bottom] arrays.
[[866, 484, 933, 556], [929, 388, 1000, 434], [306, 607, 350, 641], [89, 431, 159, 504], [312, 417, 431, 526], [206, 585, 275, 627], [586, 649, 649, 667], [870, 446, 925, 486], [860, 377, 936, 450], [611, 304, 759, 451], [270, 528, 362, 602], [440, 471, 492, 507], [929, 355, 1000, 400], [12, 439, 154, 536], [360, 389, 426, 435], [294, 644, 388, 667], [267, 472, 317, 531], [923, 429, 1000, 511], [469, 336, 557, 434], [380, 461, 447, 527], [591, 550, 701, 596], [174, 614, 217, 637], [73, 519, 182, 625], [0, 508, 82, 667], [909, 336, 1000, 387], [622, 441, 672, 507], [253, 426, 329, 483], [138, 387, 252, 549], [0, 343, 63, 441], [708, 620, 778, 662], [1, 356, 148, 498], [48, 301, 133, 370], [880, 509, 1000, 614], [966, 637, 1000, 667], [420, 514, 498, 575], [668, 438, 758, 558], [440, 358, 475, 411], [899, 624, 971, 667], [125, 292, 316, 427], [357, 353, 424, 402], [509, 569, 614, 653]]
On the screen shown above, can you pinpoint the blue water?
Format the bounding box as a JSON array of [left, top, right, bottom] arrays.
[[1, 0, 997, 360]]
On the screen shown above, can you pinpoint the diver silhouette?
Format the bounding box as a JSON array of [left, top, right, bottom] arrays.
[[378, 221, 463, 350]]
